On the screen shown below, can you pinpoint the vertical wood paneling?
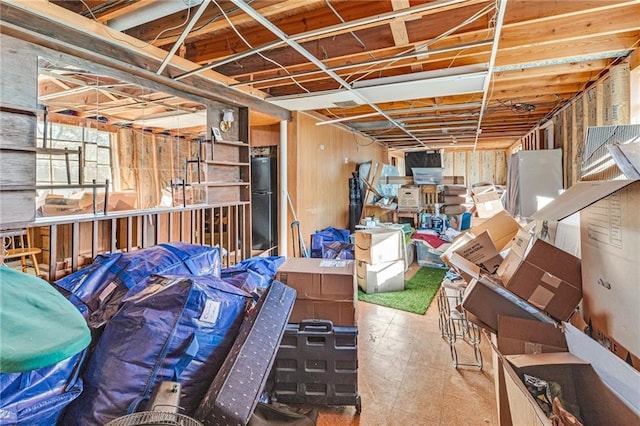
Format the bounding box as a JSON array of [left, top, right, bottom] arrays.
[[250, 124, 280, 147], [567, 106, 575, 186], [289, 112, 385, 256]]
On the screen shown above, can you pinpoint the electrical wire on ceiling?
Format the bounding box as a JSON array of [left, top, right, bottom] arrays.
[[149, 0, 256, 45], [78, 0, 193, 49], [345, 2, 494, 84], [324, 0, 369, 52], [211, 0, 310, 94]]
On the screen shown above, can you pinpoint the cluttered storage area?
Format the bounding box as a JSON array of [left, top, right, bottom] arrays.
[[2, 2, 640, 424]]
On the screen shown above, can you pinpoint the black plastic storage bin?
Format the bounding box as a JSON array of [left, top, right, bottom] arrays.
[[272, 320, 361, 413]]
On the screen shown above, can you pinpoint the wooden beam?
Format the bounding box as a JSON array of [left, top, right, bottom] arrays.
[[0, 1, 290, 120], [146, 0, 321, 48]]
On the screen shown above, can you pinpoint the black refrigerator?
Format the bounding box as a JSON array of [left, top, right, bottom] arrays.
[[251, 156, 277, 250]]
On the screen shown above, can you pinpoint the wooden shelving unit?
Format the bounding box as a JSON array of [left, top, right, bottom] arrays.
[[204, 107, 250, 205]]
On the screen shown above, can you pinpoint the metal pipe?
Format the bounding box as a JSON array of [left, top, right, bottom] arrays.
[[473, 0, 508, 152], [229, 0, 428, 147], [229, 40, 492, 88], [157, 0, 212, 75], [279, 119, 288, 257]]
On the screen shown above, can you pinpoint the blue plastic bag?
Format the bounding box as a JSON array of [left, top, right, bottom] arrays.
[[310, 227, 350, 258], [54, 243, 221, 328], [221, 256, 285, 293], [0, 350, 86, 425], [62, 274, 250, 425]]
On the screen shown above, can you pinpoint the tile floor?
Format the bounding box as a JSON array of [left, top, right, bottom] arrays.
[[315, 267, 498, 426]]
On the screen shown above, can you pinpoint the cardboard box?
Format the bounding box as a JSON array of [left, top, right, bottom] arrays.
[[473, 190, 505, 218], [496, 229, 534, 283], [468, 210, 521, 252], [500, 323, 640, 425], [288, 300, 356, 326], [397, 185, 421, 209], [441, 176, 465, 185], [275, 258, 355, 301], [441, 211, 520, 266], [356, 259, 404, 294], [460, 275, 555, 333], [355, 228, 403, 265], [532, 179, 640, 359], [502, 239, 582, 322], [452, 231, 503, 274], [440, 194, 466, 204], [497, 316, 567, 356], [492, 316, 569, 426]]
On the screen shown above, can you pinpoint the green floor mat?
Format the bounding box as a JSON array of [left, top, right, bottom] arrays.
[[358, 266, 446, 314]]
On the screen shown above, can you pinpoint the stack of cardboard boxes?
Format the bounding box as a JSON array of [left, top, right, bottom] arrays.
[[354, 228, 405, 294], [437, 184, 468, 215], [439, 180, 640, 425], [275, 258, 356, 326]]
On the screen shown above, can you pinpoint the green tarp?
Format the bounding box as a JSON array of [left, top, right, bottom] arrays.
[[0, 266, 90, 372]]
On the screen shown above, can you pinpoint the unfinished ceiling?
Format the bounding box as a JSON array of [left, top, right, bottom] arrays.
[[17, 0, 640, 150]]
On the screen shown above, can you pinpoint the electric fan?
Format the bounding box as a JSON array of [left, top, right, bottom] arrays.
[[105, 382, 203, 426]]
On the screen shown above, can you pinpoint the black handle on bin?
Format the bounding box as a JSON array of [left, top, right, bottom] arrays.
[[299, 319, 333, 332]]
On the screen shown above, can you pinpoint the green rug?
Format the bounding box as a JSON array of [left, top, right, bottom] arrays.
[[358, 266, 446, 314]]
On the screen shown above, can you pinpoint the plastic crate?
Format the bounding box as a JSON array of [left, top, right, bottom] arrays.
[[272, 320, 361, 413], [415, 240, 448, 269]]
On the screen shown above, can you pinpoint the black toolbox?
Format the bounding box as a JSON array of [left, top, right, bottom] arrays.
[[272, 320, 360, 413]]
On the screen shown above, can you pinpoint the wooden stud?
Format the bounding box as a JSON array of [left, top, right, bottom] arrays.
[[48, 225, 57, 282]]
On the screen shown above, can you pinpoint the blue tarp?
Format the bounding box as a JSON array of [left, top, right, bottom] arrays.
[[220, 256, 285, 294], [54, 242, 221, 328], [310, 227, 350, 258], [0, 351, 86, 425], [63, 275, 250, 425]]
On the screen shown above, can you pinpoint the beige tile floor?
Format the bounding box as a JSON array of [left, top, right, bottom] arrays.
[[314, 268, 498, 426]]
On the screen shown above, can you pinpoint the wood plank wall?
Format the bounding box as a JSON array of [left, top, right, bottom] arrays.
[[288, 112, 386, 257], [0, 35, 38, 228], [441, 149, 508, 186], [513, 61, 631, 187]]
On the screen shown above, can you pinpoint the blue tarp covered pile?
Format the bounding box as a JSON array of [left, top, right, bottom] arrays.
[[310, 227, 354, 259], [1, 243, 286, 425]]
